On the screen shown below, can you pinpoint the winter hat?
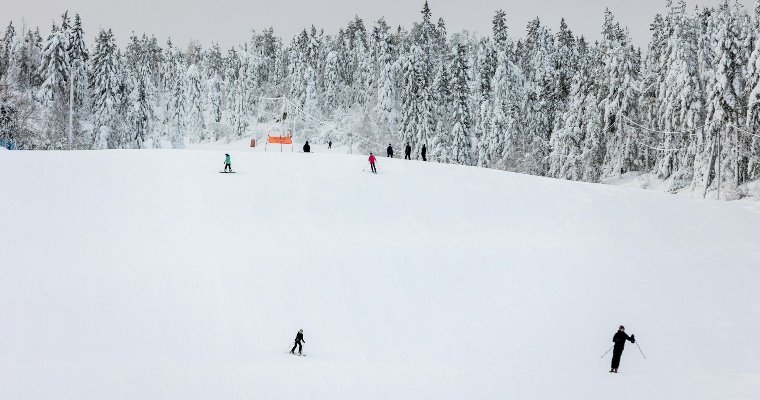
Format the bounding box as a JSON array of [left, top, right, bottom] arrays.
[[619, 325, 625, 330], [299, 329, 303, 333]]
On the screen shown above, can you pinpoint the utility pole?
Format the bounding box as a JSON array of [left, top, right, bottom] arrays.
[[68, 64, 74, 150], [717, 128, 721, 200]]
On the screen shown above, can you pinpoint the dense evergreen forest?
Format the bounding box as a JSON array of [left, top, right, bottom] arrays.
[[2, 0, 759, 197]]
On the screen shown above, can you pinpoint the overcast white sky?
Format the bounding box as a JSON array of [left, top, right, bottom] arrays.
[[1, 0, 753, 48]]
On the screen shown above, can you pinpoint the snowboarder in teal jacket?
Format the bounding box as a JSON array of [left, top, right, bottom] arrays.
[[224, 154, 232, 172]]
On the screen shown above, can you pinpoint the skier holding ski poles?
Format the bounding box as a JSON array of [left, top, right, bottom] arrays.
[[610, 325, 635, 373], [290, 329, 305, 355]]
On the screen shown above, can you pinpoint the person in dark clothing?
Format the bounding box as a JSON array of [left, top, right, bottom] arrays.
[[303, 141, 311, 153], [387, 144, 394, 158], [290, 329, 305, 354], [610, 325, 635, 373], [328, 140, 332, 149], [421, 144, 427, 161], [404, 143, 412, 160]]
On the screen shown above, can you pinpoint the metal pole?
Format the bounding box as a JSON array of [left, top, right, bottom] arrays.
[[635, 342, 646, 359], [717, 129, 721, 200], [600, 345, 614, 358], [68, 64, 74, 150]]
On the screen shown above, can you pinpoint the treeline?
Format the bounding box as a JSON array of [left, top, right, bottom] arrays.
[[1, 1, 759, 197]]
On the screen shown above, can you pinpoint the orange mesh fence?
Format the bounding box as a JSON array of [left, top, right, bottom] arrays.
[[267, 136, 293, 144]]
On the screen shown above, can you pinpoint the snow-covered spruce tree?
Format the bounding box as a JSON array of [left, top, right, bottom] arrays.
[[322, 49, 341, 116], [473, 37, 497, 167], [90, 29, 120, 149], [745, 0, 760, 181], [124, 63, 155, 149], [167, 55, 186, 148], [654, 1, 702, 189], [703, 1, 745, 197], [552, 18, 578, 133], [204, 43, 224, 126], [399, 44, 433, 155], [37, 18, 69, 104], [68, 13, 89, 148], [522, 18, 556, 176], [551, 39, 600, 181], [372, 18, 397, 140], [450, 43, 472, 165], [185, 64, 204, 143], [597, 10, 641, 180], [493, 50, 526, 172], [1, 22, 16, 81], [430, 57, 453, 163], [228, 58, 250, 140], [638, 12, 667, 174]]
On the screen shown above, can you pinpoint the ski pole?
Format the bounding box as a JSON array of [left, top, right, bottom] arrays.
[[635, 342, 646, 359], [600, 345, 614, 358]]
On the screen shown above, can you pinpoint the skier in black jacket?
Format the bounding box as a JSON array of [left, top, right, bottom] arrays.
[[404, 143, 412, 160], [421, 144, 427, 161], [610, 325, 635, 373], [387, 144, 394, 158], [290, 329, 305, 354], [303, 141, 311, 153]]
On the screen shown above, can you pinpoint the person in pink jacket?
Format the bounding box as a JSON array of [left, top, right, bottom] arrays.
[[368, 153, 377, 174]]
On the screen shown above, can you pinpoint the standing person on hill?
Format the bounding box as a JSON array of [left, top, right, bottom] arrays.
[[290, 329, 306, 355], [387, 144, 394, 158], [421, 144, 427, 161], [303, 141, 311, 153], [610, 325, 635, 373], [404, 143, 411, 160], [328, 140, 332, 149], [368, 153, 377, 174], [223, 153, 232, 172]]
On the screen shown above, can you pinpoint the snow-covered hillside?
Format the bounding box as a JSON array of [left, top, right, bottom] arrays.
[[1, 149, 759, 400]]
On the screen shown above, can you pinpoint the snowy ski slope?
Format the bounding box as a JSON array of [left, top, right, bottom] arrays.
[[1, 148, 760, 399]]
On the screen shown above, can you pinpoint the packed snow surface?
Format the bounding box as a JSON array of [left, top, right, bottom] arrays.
[[1, 148, 760, 400]]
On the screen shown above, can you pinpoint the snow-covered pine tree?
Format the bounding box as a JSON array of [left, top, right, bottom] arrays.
[[399, 44, 433, 155], [167, 54, 186, 148], [431, 55, 453, 163], [654, 0, 702, 189], [551, 38, 600, 181], [1, 21, 15, 80], [185, 64, 204, 143], [522, 18, 556, 176], [68, 14, 88, 107], [450, 43, 472, 165], [703, 1, 745, 197], [37, 19, 69, 104], [745, 0, 760, 181], [90, 29, 119, 149], [204, 43, 224, 125], [597, 9, 641, 180]]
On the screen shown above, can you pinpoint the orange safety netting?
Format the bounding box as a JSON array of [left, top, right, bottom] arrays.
[[267, 136, 293, 144]]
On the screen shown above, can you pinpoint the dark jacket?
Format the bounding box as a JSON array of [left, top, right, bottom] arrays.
[[303, 142, 311, 153], [613, 331, 634, 350], [405, 145, 411, 155], [294, 332, 304, 343], [387, 146, 393, 156], [421, 145, 427, 156]]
